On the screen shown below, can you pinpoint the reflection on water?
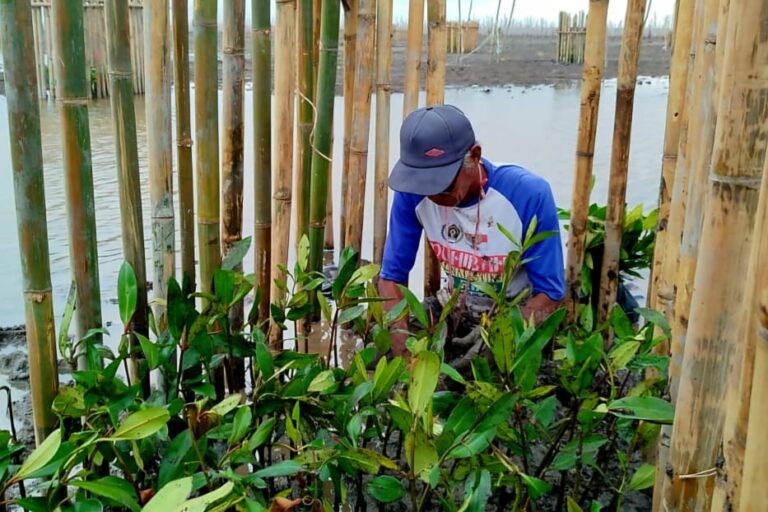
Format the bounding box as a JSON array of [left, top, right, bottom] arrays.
[[0, 79, 669, 346]]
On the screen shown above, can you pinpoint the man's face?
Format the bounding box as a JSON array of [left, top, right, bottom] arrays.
[[427, 157, 480, 207]]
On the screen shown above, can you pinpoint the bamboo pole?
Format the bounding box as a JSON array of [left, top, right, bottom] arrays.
[[51, 0, 103, 371], [270, 0, 297, 348], [324, 171, 334, 250], [343, 0, 376, 257], [312, 0, 321, 84], [32, 7, 44, 100], [340, 0, 357, 249], [105, 0, 149, 391], [422, 0, 446, 296], [172, 0, 195, 290], [596, 0, 647, 328], [144, 0, 174, 334], [253, 0, 272, 326], [221, 0, 246, 392], [738, 151, 768, 509], [194, 0, 221, 300], [373, 0, 393, 264], [296, 0, 314, 243], [44, 6, 55, 99], [663, 0, 768, 508], [0, 0, 59, 445], [309, 0, 341, 276], [564, 0, 609, 322], [402, 0, 423, 117]]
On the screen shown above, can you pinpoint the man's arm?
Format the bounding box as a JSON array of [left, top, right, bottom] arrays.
[[520, 292, 562, 326], [377, 278, 409, 356]]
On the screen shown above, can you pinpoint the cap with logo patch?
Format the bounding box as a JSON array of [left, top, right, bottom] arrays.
[[389, 104, 476, 196]]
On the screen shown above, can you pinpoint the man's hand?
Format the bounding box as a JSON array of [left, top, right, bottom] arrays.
[[377, 278, 409, 357], [520, 292, 562, 326]]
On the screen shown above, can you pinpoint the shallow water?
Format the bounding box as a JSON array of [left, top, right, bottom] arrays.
[[0, 78, 668, 347]]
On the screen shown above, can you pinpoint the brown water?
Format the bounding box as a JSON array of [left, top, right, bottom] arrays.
[[0, 78, 669, 343]]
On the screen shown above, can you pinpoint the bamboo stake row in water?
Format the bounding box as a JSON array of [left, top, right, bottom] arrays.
[[0, 0, 59, 445]]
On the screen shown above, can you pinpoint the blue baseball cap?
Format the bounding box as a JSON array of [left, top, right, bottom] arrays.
[[389, 104, 476, 196]]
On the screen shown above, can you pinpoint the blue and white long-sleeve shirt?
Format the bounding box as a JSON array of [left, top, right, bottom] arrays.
[[381, 158, 565, 302]]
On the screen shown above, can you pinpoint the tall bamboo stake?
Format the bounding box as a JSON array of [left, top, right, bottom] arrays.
[[253, 0, 272, 326], [296, 0, 315, 242], [664, 0, 768, 508], [340, 0, 358, 249], [373, 0, 393, 264], [564, 0, 609, 322], [105, 0, 149, 391], [270, 0, 297, 348], [596, 0, 647, 327], [312, 0, 321, 84], [403, 0, 424, 117], [309, 0, 341, 276], [194, 0, 220, 300], [343, 0, 376, 257], [422, 0, 446, 296], [51, 0, 103, 371], [144, 0, 174, 335], [738, 149, 768, 508], [648, 0, 694, 316], [0, 0, 59, 445], [172, 0, 195, 290], [221, 0, 245, 392]]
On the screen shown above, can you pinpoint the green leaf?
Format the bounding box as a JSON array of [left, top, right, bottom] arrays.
[[567, 497, 584, 512], [136, 333, 161, 370], [255, 340, 274, 379], [52, 386, 86, 417], [397, 285, 429, 328], [636, 307, 671, 340], [118, 261, 138, 326], [317, 291, 332, 324], [444, 398, 477, 436], [159, 429, 193, 487], [249, 418, 276, 451], [609, 341, 641, 370], [297, 235, 310, 271], [229, 407, 252, 445], [440, 363, 466, 385], [332, 247, 359, 300], [108, 407, 170, 441], [253, 460, 303, 479], [607, 396, 674, 424], [175, 481, 234, 512], [609, 305, 635, 340], [463, 469, 492, 512], [143, 476, 194, 512], [476, 393, 516, 432], [628, 463, 656, 491], [349, 263, 381, 286], [214, 269, 235, 305], [367, 475, 405, 503], [490, 310, 514, 376], [356, 447, 399, 470], [308, 370, 336, 393], [447, 428, 497, 459], [222, 236, 252, 270], [405, 429, 438, 475], [408, 351, 441, 418], [72, 476, 139, 512], [531, 396, 557, 428], [209, 394, 242, 418], [373, 357, 406, 402], [14, 429, 61, 480], [58, 281, 77, 359], [73, 499, 103, 512], [520, 473, 552, 500], [338, 304, 366, 325]]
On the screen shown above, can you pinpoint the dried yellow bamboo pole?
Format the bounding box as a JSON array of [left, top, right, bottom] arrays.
[[270, 0, 297, 348], [340, 0, 357, 249], [51, 0, 103, 371], [0, 0, 59, 444], [738, 150, 768, 508], [564, 0, 609, 321], [172, 0, 195, 289], [663, 0, 768, 508], [344, 0, 376, 257], [222, 0, 246, 392], [402, 0, 424, 117], [144, 0, 174, 337], [423, 0, 446, 296], [596, 0, 647, 327], [373, 0, 393, 264]]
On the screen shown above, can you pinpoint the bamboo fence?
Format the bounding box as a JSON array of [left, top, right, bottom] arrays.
[[557, 11, 587, 64]]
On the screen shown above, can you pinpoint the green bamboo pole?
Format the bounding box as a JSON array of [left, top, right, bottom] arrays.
[[253, 0, 272, 326], [423, 0, 446, 297], [564, 0, 609, 322], [309, 0, 342, 277], [222, 0, 246, 392], [0, 0, 59, 445], [340, 0, 358, 250], [105, 0, 149, 392], [596, 0, 647, 328], [271, 0, 297, 348], [172, 0, 195, 290], [373, 0, 393, 264], [194, 0, 221, 300], [296, 0, 314, 242], [664, 0, 768, 507], [343, 0, 376, 256], [51, 0, 103, 371], [144, 0, 174, 333]]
